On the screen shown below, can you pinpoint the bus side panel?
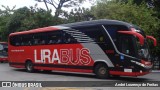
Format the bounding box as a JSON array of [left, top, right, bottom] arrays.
[[34, 44, 94, 73], [9, 46, 23, 68], [61, 44, 94, 73], [9, 44, 95, 73]]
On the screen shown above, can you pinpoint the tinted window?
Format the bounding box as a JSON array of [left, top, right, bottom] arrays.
[[119, 35, 136, 56], [10, 31, 63, 46], [47, 31, 62, 44], [62, 30, 78, 44], [10, 35, 22, 46], [75, 26, 105, 43], [104, 25, 128, 41]]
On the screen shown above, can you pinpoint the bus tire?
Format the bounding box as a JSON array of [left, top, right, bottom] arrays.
[[25, 61, 34, 73], [94, 63, 110, 79]]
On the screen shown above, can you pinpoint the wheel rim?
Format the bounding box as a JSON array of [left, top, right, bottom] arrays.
[[99, 67, 106, 75], [27, 63, 32, 71]]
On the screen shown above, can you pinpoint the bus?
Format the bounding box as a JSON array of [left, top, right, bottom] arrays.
[[0, 42, 8, 63], [8, 19, 157, 78]]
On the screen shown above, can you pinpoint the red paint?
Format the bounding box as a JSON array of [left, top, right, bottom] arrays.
[[9, 43, 94, 73], [141, 60, 152, 66], [10, 65, 25, 68], [0, 57, 8, 62], [110, 71, 149, 76], [146, 35, 157, 46], [9, 26, 59, 36]]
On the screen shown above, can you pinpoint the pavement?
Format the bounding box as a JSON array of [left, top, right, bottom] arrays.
[[152, 70, 160, 72]]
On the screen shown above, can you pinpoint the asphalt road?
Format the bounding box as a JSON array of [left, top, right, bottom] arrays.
[[0, 63, 160, 90]]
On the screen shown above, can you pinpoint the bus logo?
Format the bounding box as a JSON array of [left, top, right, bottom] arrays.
[[34, 48, 91, 65]]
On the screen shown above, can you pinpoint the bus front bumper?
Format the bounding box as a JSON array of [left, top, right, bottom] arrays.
[[109, 70, 150, 76]]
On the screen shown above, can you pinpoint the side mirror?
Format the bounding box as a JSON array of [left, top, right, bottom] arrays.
[[118, 29, 144, 45]]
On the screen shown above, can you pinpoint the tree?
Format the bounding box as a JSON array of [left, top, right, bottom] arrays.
[[0, 6, 16, 41], [4, 6, 60, 41], [153, 0, 160, 18], [62, 7, 94, 23], [0, 5, 16, 15], [0, 14, 10, 41], [91, 0, 160, 55], [35, 0, 93, 17]]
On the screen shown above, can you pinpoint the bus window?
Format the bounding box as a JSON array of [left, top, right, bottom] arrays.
[[119, 35, 136, 56], [33, 34, 43, 45], [21, 35, 33, 46], [10, 36, 20, 46], [61, 30, 78, 44], [47, 31, 62, 44], [76, 26, 105, 43], [62, 33, 71, 44]]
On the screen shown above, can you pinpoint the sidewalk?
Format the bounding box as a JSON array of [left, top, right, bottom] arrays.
[[152, 70, 160, 72]]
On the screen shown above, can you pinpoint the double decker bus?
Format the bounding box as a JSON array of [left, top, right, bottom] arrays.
[[0, 42, 8, 63], [8, 19, 157, 78]]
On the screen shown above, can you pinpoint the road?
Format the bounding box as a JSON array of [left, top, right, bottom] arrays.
[[0, 63, 160, 90]]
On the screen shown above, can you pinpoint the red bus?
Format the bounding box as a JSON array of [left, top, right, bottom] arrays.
[[8, 20, 157, 78], [0, 42, 8, 63]]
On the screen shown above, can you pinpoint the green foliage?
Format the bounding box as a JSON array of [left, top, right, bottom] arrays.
[[0, 7, 13, 41], [0, 15, 9, 41], [91, 0, 160, 55], [35, 0, 93, 17], [0, 0, 160, 56], [62, 7, 94, 23], [3, 7, 61, 41]]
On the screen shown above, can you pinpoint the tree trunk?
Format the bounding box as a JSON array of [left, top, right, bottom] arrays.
[[43, 0, 49, 11]]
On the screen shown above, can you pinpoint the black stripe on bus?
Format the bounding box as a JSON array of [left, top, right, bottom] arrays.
[[9, 62, 24, 66], [34, 64, 93, 70], [9, 62, 93, 70]]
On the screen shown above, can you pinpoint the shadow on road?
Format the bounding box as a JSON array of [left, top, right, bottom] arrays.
[[14, 69, 152, 82]]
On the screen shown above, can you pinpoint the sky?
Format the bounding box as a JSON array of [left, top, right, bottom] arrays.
[[0, 0, 92, 14]]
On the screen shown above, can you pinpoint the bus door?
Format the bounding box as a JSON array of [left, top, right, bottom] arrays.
[[117, 34, 137, 67]]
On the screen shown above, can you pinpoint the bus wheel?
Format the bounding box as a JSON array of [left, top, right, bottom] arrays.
[[94, 63, 110, 79], [25, 61, 34, 73]]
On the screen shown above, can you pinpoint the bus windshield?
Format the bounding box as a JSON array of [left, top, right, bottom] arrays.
[[136, 39, 151, 60]]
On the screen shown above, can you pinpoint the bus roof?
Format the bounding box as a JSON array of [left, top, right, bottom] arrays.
[[58, 19, 134, 28], [9, 26, 59, 36], [10, 19, 135, 36]]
